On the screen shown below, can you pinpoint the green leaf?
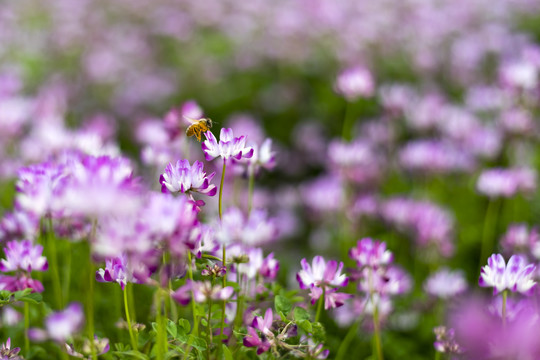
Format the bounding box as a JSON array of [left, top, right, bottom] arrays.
[[274, 295, 292, 316], [178, 318, 191, 334], [188, 335, 207, 351], [113, 350, 150, 359], [297, 319, 312, 333], [18, 292, 42, 304], [167, 319, 177, 338], [293, 307, 310, 321], [222, 344, 233, 360]]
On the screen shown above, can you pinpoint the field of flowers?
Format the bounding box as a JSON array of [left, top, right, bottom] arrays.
[[1, 0, 540, 359]]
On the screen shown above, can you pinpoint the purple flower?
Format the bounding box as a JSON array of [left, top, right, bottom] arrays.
[[0, 210, 39, 243], [334, 66, 375, 100], [0, 338, 21, 360], [0, 240, 48, 273], [398, 140, 475, 174], [46, 302, 85, 342], [215, 207, 278, 246], [65, 337, 110, 359], [243, 138, 276, 176], [159, 160, 217, 197], [296, 256, 350, 309], [424, 268, 468, 299], [202, 128, 254, 161], [243, 308, 274, 354], [96, 254, 138, 290], [260, 252, 280, 280], [173, 281, 234, 304], [433, 326, 462, 354], [500, 223, 540, 256], [479, 254, 536, 295], [476, 168, 537, 198], [349, 238, 393, 269], [328, 139, 383, 185]]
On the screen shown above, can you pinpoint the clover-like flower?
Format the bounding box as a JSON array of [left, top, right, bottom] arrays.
[[0, 338, 21, 360], [202, 128, 254, 161], [349, 238, 393, 269], [479, 254, 536, 295], [159, 160, 216, 196], [424, 268, 468, 299], [296, 256, 350, 309], [96, 254, 138, 290], [0, 240, 48, 293], [172, 281, 234, 305], [243, 308, 274, 355]]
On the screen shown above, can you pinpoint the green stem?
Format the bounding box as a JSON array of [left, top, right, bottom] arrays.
[[87, 222, 97, 360], [47, 217, 63, 309], [372, 304, 384, 360], [124, 283, 137, 350], [480, 199, 501, 267], [335, 320, 359, 360], [207, 298, 213, 360], [188, 252, 199, 336], [234, 272, 244, 329], [434, 351, 442, 360], [315, 288, 325, 323], [156, 291, 166, 360], [502, 290, 507, 328], [247, 170, 255, 214], [341, 101, 354, 141], [218, 160, 227, 221], [24, 302, 29, 355], [62, 241, 71, 307]]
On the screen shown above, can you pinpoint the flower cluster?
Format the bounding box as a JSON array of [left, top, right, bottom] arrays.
[[0, 240, 48, 293]]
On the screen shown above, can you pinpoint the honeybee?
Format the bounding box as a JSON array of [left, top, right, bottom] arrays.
[[185, 117, 213, 142]]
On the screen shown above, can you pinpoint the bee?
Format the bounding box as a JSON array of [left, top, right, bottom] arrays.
[[185, 117, 213, 142]]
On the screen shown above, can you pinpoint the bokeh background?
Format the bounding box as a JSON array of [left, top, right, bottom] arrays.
[[2, 0, 540, 359]]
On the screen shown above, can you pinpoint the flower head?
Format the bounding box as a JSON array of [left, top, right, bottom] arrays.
[[479, 254, 536, 295], [476, 168, 537, 198], [296, 256, 350, 309], [202, 128, 254, 161], [349, 238, 393, 269], [334, 66, 375, 100], [159, 160, 217, 197], [46, 302, 85, 342], [95, 254, 138, 290], [424, 268, 468, 299], [0, 240, 48, 273], [0, 338, 21, 360]]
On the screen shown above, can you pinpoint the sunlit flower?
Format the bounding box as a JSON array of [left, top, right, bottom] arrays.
[[159, 160, 217, 198], [202, 128, 253, 161], [297, 256, 350, 309], [65, 337, 110, 359], [334, 66, 375, 100], [95, 254, 138, 290], [349, 238, 393, 269], [0, 338, 21, 360], [479, 254, 536, 295], [0, 240, 48, 273]]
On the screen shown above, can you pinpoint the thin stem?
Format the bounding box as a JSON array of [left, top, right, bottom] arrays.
[[335, 320, 359, 360], [218, 245, 227, 355], [47, 217, 63, 309], [315, 288, 325, 323], [156, 290, 166, 360], [87, 221, 97, 360], [247, 170, 255, 214], [218, 160, 227, 221], [480, 199, 501, 267], [207, 298, 214, 359], [434, 351, 442, 360], [124, 284, 137, 350], [372, 303, 384, 360], [188, 252, 199, 336], [502, 290, 507, 328], [341, 101, 354, 141], [24, 302, 29, 354], [62, 241, 71, 308], [234, 272, 244, 329]]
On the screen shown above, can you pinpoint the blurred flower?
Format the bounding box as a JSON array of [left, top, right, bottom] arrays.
[[46, 303, 85, 342], [202, 128, 254, 161], [0, 210, 39, 243], [60, 155, 141, 217], [244, 138, 276, 176], [172, 281, 234, 305], [500, 223, 540, 256], [215, 207, 278, 247], [349, 238, 393, 269], [65, 337, 110, 359], [476, 168, 537, 198], [328, 139, 383, 185], [424, 268, 468, 299], [479, 254, 536, 295], [433, 326, 462, 354], [260, 252, 280, 280], [0, 240, 48, 273], [296, 256, 350, 309], [0, 338, 21, 360], [159, 160, 217, 198], [398, 140, 475, 174], [334, 66, 374, 100], [301, 175, 344, 215], [359, 266, 412, 296]]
